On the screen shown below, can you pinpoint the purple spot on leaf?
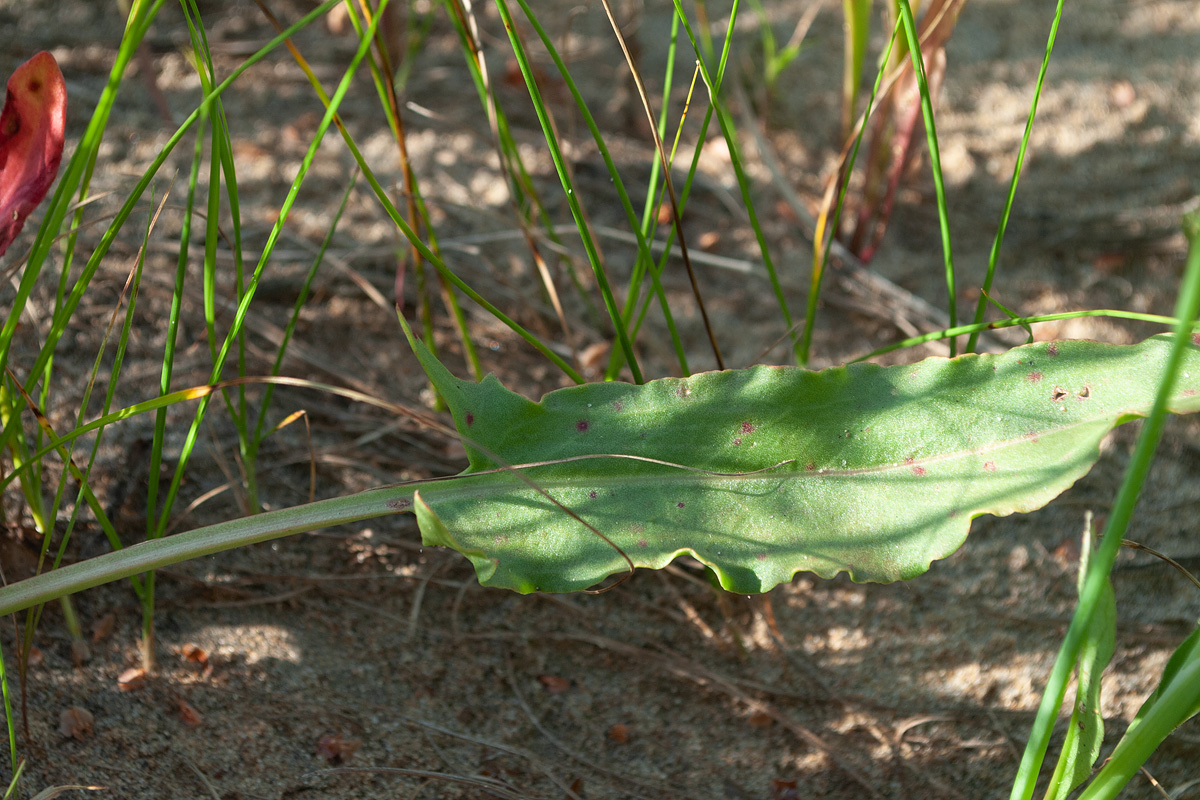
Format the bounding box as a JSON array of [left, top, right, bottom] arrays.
[[465, 412, 475, 426], [984, 461, 997, 472], [677, 502, 684, 508], [1047, 342, 1059, 356], [756, 553, 767, 562], [589, 491, 597, 499], [912, 465, 927, 477], [638, 539, 648, 548], [577, 419, 589, 432], [613, 400, 624, 412], [386, 497, 413, 511], [741, 421, 755, 434], [733, 437, 742, 446], [1027, 371, 1043, 383]]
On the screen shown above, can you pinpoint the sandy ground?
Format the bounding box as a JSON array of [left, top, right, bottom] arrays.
[[2, 0, 1200, 797]]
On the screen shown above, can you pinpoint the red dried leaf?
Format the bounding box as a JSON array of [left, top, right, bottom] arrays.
[[0, 51, 66, 257], [176, 697, 202, 727], [607, 723, 629, 743], [180, 643, 209, 664], [747, 710, 773, 728], [771, 778, 800, 800], [537, 674, 571, 693], [59, 706, 93, 740], [315, 734, 361, 764]]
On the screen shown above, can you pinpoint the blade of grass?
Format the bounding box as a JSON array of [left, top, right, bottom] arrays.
[[670, 0, 800, 364], [512, 0, 682, 377], [841, 0, 872, 140], [0, 637, 15, 778], [491, 0, 644, 383], [1008, 209, 1200, 800], [964, 0, 1065, 354], [802, 21, 901, 365], [852, 308, 1198, 362], [151, 0, 393, 547], [618, 12, 689, 377], [249, 170, 358, 462], [895, 0, 957, 355], [598, 0, 723, 370]]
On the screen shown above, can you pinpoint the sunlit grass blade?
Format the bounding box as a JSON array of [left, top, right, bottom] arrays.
[[150, 1, 391, 552], [841, 0, 872, 139], [1043, 518, 1115, 800], [598, 0, 724, 370], [803, 22, 901, 366], [492, 0, 644, 383], [248, 170, 356, 478], [852, 308, 1199, 362], [895, 0, 957, 355], [965, 0, 1065, 354], [1008, 210, 1200, 800], [514, 0, 677, 376], [333, 0, 482, 382], [0, 637, 15, 778], [618, 13, 688, 377], [183, 0, 258, 508], [669, 0, 799, 365]]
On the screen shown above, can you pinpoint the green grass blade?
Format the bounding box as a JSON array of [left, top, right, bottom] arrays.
[[0, 637, 15, 778], [801, 22, 901, 365], [491, 0, 644, 383], [671, 0, 799, 364], [1043, 524, 1115, 800], [853, 309, 1196, 362], [841, 0, 873, 137], [1008, 211, 1200, 800], [895, 0, 957, 355], [153, 0, 391, 538], [250, 171, 359, 451], [965, 0, 1065, 354]]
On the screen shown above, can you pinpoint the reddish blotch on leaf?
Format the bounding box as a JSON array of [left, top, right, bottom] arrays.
[[0, 51, 67, 257]]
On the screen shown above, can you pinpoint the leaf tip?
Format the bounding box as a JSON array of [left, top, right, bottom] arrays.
[[0, 51, 66, 257]]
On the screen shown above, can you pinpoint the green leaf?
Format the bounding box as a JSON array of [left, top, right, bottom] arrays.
[[1128, 623, 1200, 737], [1044, 528, 1116, 800], [410, 335, 1200, 593]]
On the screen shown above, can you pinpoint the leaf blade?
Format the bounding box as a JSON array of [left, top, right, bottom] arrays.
[[414, 336, 1200, 593]]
